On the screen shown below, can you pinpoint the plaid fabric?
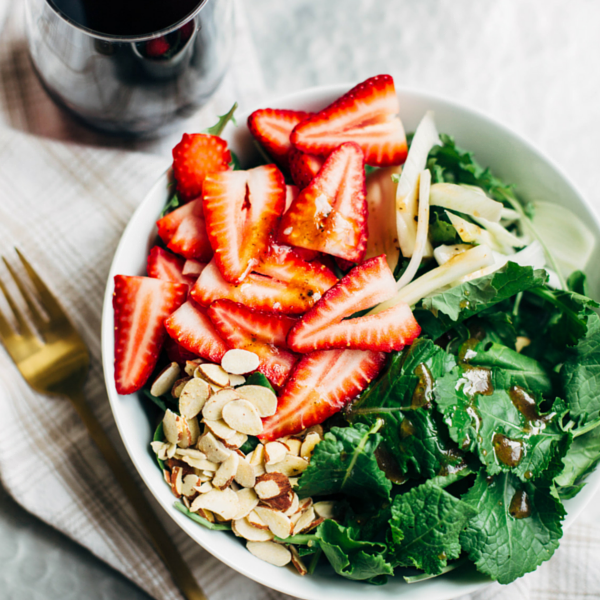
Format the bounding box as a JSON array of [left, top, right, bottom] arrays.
[[0, 2, 599, 600]]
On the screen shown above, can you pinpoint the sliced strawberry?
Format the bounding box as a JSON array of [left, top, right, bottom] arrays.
[[288, 255, 421, 352], [203, 165, 286, 284], [191, 259, 328, 315], [278, 142, 368, 263], [167, 212, 213, 261], [147, 246, 193, 286], [164, 300, 228, 363], [164, 336, 198, 365], [289, 148, 325, 189], [156, 200, 199, 244], [113, 275, 187, 395], [172, 133, 231, 202], [247, 109, 312, 168], [284, 184, 299, 213], [291, 74, 408, 167], [207, 299, 298, 388], [182, 259, 207, 278], [335, 256, 356, 273], [259, 349, 387, 441]]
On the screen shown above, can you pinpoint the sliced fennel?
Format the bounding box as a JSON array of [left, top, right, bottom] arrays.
[[395, 111, 439, 258], [445, 211, 502, 252], [434, 243, 472, 265], [396, 170, 431, 290], [365, 165, 403, 270], [369, 244, 494, 312], [471, 216, 525, 253], [532, 201, 596, 277], [430, 183, 504, 222]]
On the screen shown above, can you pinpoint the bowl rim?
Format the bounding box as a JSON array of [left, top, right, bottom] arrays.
[[101, 83, 600, 599]]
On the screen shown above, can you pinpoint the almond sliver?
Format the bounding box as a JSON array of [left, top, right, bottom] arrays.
[[190, 488, 239, 520], [265, 455, 308, 477], [162, 409, 182, 445], [179, 378, 211, 419], [150, 362, 181, 397], [254, 506, 293, 539], [222, 399, 263, 435], [246, 541, 292, 567], [202, 388, 239, 421], [212, 453, 239, 490], [264, 442, 288, 465], [204, 419, 238, 441], [198, 363, 230, 387], [234, 487, 259, 520], [221, 349, 260, 375], [234, 456, 256, 488], [232, 517, 273, 542], [236, 385, 278, 417]]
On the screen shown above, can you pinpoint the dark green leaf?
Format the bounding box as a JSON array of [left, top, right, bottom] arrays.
[[173, 502, 232, 530], [239, 436, 259, 455], [143, 389, 168, 412], [296, 422, 392, 501], [567, 270, 589, 296], [414, 263, 548, 340], [229, 150, 242, 171], [435, 365, 567, 480], [460, 471, 564, 584], [244, 372, 276, 393], [349, 339, 462, 479], [561, 313, 600, 426], [159, 193, 181, 218], [316, 520, 394, 582], [203, 102, 237, 136], [389, 483, 477, 575], [429, 208, 460, 245]]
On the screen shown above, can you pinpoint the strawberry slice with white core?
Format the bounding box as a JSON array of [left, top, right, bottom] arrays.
[[203, 165, 286, 284], [207, 299, 298, 388], [259, 348, 387, 441], [191, 259, 330, 315], [288, 255, 404, 352], [167, 211, 213, 261], [164, 300, 228, 363], [289, 148, 325, 189], [247, 109, 312, 168], [278, 142, 368, 263], [182, 259, 207, 278], [147, 246, 193, 286], [156, 200, 200, 244], [284, 184, 299, 213], [254, 243, 338, 295], [290, 74, 408, 167], [113, 275, 187, 395]]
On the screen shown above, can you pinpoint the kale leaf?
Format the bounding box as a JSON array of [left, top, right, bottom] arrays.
[[414, 263, 548, 340], [389, 483, 477, 575], [296, 422, 392, 501], [315, 519, 394, 583], [460, 471, 564, 584]]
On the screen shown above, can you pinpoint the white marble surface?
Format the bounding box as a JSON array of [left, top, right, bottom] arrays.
[[2, 1, 600, 599]]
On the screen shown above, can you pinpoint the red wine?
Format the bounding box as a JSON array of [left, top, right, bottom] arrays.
[[49, 0, 202, 36]]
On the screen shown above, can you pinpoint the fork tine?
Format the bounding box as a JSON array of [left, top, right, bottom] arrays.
[[15, 249, 66, 323], [2, 257, 48, 332], [0, 275, 37, 340], [0, 304, 16, 345]]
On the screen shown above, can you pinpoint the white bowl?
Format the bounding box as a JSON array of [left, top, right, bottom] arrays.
[[101, 85, 600, 600]]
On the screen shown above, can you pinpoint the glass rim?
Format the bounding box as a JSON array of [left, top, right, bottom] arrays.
[[44, 0, 210, 42]]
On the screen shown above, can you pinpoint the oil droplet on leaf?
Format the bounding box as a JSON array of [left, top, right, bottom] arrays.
[[509, 489, 532, 519], [493, 433, 523, 467]]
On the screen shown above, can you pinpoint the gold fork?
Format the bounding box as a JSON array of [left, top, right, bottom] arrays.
[[0, 249, 207, 600]]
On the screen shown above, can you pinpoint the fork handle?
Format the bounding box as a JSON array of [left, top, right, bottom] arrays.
[[68, 389, 207, 600]]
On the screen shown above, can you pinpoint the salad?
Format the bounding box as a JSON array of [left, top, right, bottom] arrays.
[[112, 74, 600, 586]]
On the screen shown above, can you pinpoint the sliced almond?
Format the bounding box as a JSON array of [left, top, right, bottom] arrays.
[[289, 477, 299, 488], [230, 480, 241, 492], [253, 463, 266, 477], [222, 431, 248, 449], [304, 424, 323, 439], [248, 444, 265, 466], [313, 501, 336, 519], [232, 517, 274, 542], [290, 545, 308, 576], [293, 506, 316, 535], [179, 378, 211, 419], [296, 498, 313, 514], [284, 438, 302, 456], [254, 473, 292, 500], [174, 447, 206, 460], [190, 488, 239, 520], [222, 399, 263, 435], [170, 466, 184, 498], [151, 362, 181, 397], [182, 496, 192, 510], [264, 442, 288, 465], [179, 455, 219, 471], [305, 517, 325, 533], [265, 455, 308, 477], [198, 363, 230, 387], [300, 432, 321, 460], [204, 419, 238, 441], [228, 373, 246, 387], [181, 474, 200, 497], [246, 541, 292, 567], [198, 432, 232, 463], [202, 388, 239, 421], [254, 506, 293, 539], [197, 508, 215, 523], [163, 409, 182, 445], [234, 487, 259, 520], [221, 349, 260, 375], [195, 481, 214, 494], [185, 359, 204, 376], [247, 510, 270, 530], [172, 377, 192, 399], [163, 469, 171, 485], [179, 416, 201, 449], [236, 385, 278, 417], [284, 492, 300, 516], [234, 456, 256, 488], [213, 453, 239, 490]]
